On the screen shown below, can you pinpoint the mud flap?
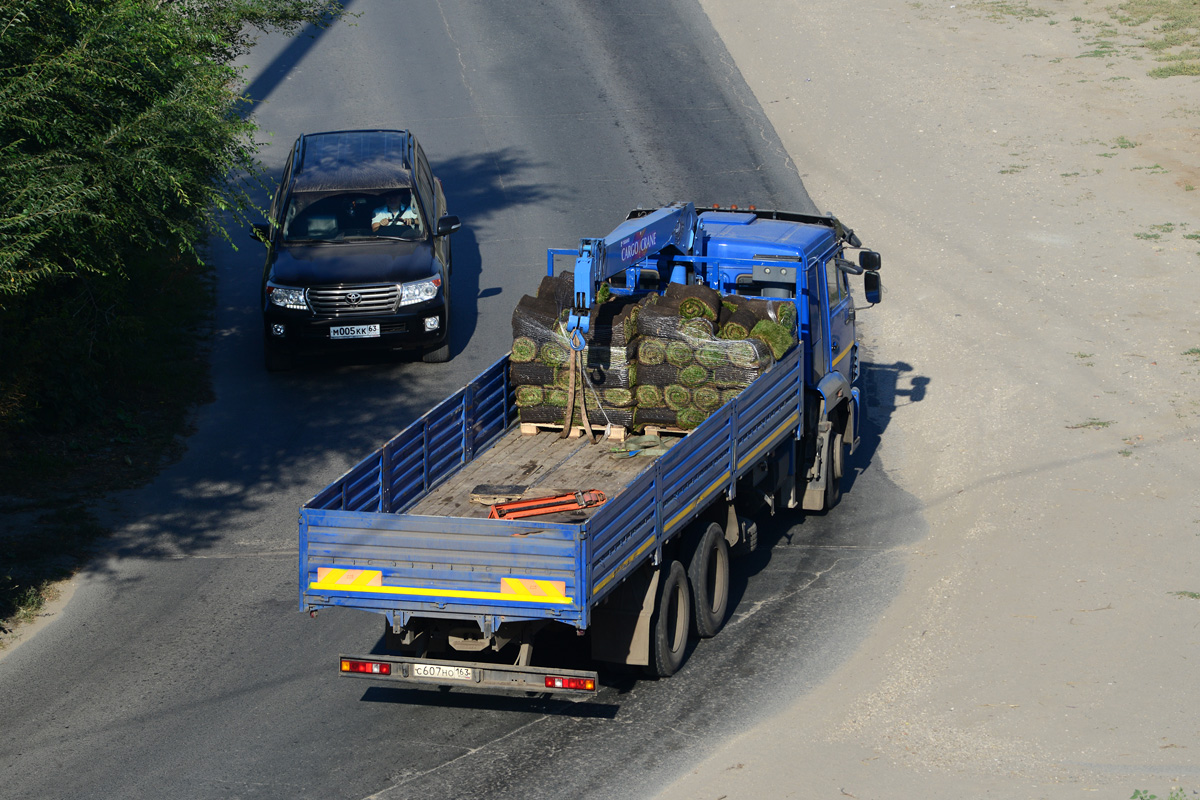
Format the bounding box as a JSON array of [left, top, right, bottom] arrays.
[[801, 420, 832, 511], [590, 565, 660, 666]]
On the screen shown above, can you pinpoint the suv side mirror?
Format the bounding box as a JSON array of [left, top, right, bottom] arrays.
[[859, 250, 881, 271], [437, 215, 462, 236], [250, 223, 271, 245], [863, 271, 882, 305]]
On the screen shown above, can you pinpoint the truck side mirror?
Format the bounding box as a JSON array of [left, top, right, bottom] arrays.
[[250, 223, 271, 244], [859, 250, 881, 271], [864, 271, 882, 305], [437, 215, 462, 236]]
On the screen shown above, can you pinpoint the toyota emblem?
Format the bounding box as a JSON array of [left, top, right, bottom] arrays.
[[346, 292, 362, 305]]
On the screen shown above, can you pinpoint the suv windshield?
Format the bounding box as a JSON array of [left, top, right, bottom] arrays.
[[282, 189, 426, 242]]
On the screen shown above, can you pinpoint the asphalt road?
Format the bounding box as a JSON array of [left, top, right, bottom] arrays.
[[0, 2, 922, 798]]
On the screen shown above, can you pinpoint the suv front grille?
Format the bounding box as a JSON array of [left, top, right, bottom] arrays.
[[308, 285, 399, 316]]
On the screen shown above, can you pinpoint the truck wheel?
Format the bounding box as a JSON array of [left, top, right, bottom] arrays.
[[687, 523, 729, 638], [647, 560, 691, 678], [824, 429, 844, 510]]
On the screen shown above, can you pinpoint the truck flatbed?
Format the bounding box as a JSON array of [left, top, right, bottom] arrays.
[[408, 424, 675, 521]]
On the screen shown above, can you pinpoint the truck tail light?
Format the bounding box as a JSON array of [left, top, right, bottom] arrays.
[[545, 676, 596, 692], [341, 659, 391, 675]]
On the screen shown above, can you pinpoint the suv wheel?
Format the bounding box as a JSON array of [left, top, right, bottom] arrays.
[[264, 339, 293, 372], [421, 341, 450, 363]]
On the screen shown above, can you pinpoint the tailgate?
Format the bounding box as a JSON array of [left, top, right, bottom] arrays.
[[301, 510, 586, 626]]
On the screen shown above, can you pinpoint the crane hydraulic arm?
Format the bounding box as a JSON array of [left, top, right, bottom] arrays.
[[565, 202, 698, 350]]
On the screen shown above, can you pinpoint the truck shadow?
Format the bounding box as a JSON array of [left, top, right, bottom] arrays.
[[845, 357, 927, 497], [357, 685, 621, 718], [720, 356, 931, 614]]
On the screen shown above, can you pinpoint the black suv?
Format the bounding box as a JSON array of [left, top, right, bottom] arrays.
[[251, 129, 460, 370]]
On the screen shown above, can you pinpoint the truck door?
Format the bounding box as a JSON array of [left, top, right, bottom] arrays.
[[822, 252, 855, 384], [805, 262, 826, 382]]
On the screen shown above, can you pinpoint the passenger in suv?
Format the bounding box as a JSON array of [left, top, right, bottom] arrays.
[[251, 129, 461, 370]]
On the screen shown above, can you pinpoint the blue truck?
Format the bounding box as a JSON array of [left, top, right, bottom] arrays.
[[300, 203, 882, 694]]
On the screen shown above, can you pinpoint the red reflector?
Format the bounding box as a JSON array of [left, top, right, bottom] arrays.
[[341, 659, 391, 676], [544, 676, 596, 691], [730, 204, 738, 210]]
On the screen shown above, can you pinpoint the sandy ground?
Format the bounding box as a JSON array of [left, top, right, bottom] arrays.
[[660, 1, 1200, 798]]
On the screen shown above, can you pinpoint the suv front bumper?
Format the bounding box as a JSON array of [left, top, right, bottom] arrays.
[[263, 303, 448, 353]]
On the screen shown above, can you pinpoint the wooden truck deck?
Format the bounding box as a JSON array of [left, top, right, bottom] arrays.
[[407, 425, 678, 521]]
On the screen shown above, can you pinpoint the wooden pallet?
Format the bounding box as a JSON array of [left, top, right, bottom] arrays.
[[520, 421, 629, 443], [639, 424, 688, 438]]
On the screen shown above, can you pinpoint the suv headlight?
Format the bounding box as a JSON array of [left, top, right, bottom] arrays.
[[267, 282, 308, 311], [399, 276, 441, 307]]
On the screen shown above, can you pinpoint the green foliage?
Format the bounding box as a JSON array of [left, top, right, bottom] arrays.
[[0, 1, 342, 462], [1066, 417, 1116, 429], [1131, 788, 1189, 800], [0, 0, 343, 298], [1114, 0, 1200, 77]]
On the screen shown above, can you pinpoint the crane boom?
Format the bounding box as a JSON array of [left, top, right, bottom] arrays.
[[565, 202, 698, 349]]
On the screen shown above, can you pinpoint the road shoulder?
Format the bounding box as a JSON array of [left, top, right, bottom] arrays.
[[661, 2, 1200, 797]]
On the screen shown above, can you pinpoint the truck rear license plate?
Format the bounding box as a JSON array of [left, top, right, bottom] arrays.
[[330, 324, 380, 340], [413, 663, 473, 682]]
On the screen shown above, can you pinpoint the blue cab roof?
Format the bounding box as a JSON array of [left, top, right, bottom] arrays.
[[698, 211, 836, 263]]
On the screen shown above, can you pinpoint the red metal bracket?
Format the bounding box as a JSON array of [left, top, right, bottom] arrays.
[[488, 490, 607, 520]]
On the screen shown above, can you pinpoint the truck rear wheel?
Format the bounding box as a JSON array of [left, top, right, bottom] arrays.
[[687, 523, 729, 638], [647, 560, 690, 678]]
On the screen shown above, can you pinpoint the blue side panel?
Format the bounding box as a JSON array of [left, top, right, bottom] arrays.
[[586, 470, 658, 604], [585, 344, 804, 608], [731, 345, 804, 471], [305, 356, 514, 514], [659, 409, 734, 533]]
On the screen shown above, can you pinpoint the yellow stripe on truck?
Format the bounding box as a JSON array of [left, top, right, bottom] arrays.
[[309, 569, 573, 605]]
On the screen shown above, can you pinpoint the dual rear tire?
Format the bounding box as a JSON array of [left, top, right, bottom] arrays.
[[647, 522, 731, 678], [648, 561, 690, 678]]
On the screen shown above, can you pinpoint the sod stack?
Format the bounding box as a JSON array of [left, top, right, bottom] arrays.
[[509, 271, 640, 430], [510, 270, 800, 434], [633, 286, 799, 430]]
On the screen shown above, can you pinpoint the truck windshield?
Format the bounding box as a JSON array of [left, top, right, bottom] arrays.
[[282, 190, 426, 242]]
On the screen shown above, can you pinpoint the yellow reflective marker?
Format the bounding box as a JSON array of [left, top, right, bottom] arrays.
[[309, 570, 573, 605]]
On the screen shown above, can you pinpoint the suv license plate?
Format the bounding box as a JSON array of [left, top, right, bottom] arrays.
[[412, 663, 473, 682], [330, 324, 380, 340]]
